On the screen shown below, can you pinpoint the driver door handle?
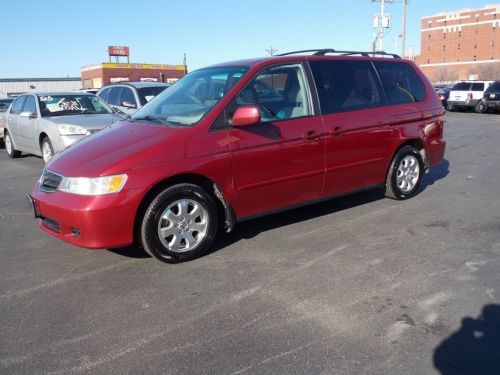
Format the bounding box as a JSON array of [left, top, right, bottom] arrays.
[[304, 130, 320, 142]]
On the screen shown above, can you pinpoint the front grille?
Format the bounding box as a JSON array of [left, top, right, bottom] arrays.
[[39, 168, 63, 193]]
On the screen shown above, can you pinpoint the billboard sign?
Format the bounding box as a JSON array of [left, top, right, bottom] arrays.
[[108, 46, 129, 57]]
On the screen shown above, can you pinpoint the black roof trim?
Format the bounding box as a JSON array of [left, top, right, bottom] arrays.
[[277, 49, 401, 59]]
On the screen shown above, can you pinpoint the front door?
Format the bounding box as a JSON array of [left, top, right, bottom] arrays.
[[227, 63, 326, 218], [18, 95, 39, 153]]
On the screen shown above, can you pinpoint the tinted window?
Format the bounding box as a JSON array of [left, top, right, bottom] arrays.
[[373, 61, 426, 105], [485, 82, 500, 93], [120, 87, 136, 106], [452, 82, 471, 91], [23, 96, 37, 115], [98, 87, 111, 102], [471, 83, 484, 91], [107, 87, 122, 106], [10, 96, 26, 114], [310, 60, 383, 114], [137, 86, 168, 105]]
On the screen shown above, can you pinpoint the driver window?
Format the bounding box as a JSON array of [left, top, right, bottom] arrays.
[[23, 96, 37, 116], [120, 88, 137, 107], [236, 64, 311, 122]]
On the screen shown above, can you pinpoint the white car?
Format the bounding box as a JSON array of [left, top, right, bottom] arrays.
[[447, 81, 494, 112]]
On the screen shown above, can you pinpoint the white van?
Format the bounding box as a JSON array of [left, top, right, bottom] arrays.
[[447, 81, 494, 112]]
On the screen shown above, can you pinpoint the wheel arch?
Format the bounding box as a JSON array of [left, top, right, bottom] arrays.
[[133, 173, 235, 246], [386, 138, 428, 180], [39, 132, 49, 147]]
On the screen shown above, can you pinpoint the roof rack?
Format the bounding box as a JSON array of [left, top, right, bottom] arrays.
[[277, 49, 401, 59]]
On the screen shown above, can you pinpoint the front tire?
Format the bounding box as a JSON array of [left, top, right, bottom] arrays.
[[140, 184, 219, 263], [475, 101, 488, 114], [385, 145, 424, 200], [4, 131, 21, 158], [41, 137, 54, 163]]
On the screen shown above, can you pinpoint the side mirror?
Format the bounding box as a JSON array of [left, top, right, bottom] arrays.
[[121, 101, 137, 109], [20, 111, 36, 118], [232, 105, 260, 127]]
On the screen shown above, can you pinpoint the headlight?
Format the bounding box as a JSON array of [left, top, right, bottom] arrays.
[[58, 124, 87, 135], [58, 174, 127, 195]]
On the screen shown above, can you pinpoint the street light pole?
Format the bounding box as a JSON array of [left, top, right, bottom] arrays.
[[402, 0, 407, 57]]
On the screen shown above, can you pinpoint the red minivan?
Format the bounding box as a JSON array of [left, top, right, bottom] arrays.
[[29, 49, 446, 262]]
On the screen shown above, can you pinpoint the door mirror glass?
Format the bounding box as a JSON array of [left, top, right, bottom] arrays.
[[232, 105, 260, 126]]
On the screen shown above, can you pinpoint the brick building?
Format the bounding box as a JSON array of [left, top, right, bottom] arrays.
[[81, 63, 187, 89], [415, 4, 500, 82]]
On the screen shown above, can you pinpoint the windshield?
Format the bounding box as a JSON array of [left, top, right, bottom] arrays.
[[132, 67, 249, 126], [138, 86, 169, 106], [38, 94, 113, 117]]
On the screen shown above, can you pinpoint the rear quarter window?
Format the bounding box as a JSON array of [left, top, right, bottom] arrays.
[[451, 82, 471, 91], [373, 61, 426, 105], [471, 83, 485, 91]]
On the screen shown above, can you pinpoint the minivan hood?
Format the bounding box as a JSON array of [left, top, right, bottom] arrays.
[[47, 114, 122, 129], [47, 121, 185, 177]]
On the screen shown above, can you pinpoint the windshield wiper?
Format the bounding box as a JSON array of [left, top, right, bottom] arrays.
[[133, 115, 165, 123]]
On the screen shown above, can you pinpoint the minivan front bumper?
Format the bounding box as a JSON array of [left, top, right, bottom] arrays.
[[30, 184, 141, 249]]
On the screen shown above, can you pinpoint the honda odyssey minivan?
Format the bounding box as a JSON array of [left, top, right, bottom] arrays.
[[29, 49, 446, 263]]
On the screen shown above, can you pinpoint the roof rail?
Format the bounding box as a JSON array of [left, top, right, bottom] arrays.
[[277, 49, 401, 59]]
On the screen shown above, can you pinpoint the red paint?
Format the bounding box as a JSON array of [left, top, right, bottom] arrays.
[[31, 55, 446, 250]]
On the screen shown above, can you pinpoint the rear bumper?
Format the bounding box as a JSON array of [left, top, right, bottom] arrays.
[[30, 184, 142, 249], [447, 99, 479, 108], [426, 138, 446, 168]]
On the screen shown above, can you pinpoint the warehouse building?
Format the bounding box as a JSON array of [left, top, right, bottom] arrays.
[[415, 4, 500, 82], [81, 62, 186, 89], [0, 77, 81, 98]]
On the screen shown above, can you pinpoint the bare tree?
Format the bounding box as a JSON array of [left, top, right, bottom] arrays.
[[478, 63, 500, 80]]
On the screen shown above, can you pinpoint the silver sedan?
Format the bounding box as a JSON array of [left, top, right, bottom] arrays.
[[3, 92, 124, 163]]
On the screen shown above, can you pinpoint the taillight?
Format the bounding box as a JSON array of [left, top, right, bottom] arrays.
[[438, 94, 445, 100], [468, 92, 473, 100]]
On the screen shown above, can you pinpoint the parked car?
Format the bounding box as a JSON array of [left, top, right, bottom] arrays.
[[30, 49, 446, 263], [97, 82, 170, 115], [0, 98, 14, 140], [447, 81, 494, 112], [4, 92, 124, 162], [0, 98, 14, 112], [477, 80, 500, 113], [436, 87, 452, 108]]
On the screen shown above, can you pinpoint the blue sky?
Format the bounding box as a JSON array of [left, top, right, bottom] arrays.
[[0, 0, 492, 77]]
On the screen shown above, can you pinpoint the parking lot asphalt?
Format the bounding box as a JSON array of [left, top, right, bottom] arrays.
[[0, 112, 499, 374]]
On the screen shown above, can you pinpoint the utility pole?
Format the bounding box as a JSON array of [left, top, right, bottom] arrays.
[[372, 0, 393, 51], [265, 46, 278, 56], [401, 0, 407, 57]]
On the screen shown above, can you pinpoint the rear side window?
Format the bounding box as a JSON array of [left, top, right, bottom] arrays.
[[471, 83, 484, 91], [452, 82, 471, 91], [374, 61, 426, 105], [309, 60, 383, 114], [10, 96, 27, 114]]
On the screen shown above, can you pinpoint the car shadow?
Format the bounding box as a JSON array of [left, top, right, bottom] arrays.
[[109, 160, 449, 261], [421, 158, 449, 191], [108, 188, 387, 261], [433, 304, 500, 375]]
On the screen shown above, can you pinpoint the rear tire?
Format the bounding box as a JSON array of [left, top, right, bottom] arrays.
[[475, 101, 488, 114], [41, 137, 54, 163], [385, 145, 424, 200], [140, 184, 219, 263], [4, 131, 21, 158]]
